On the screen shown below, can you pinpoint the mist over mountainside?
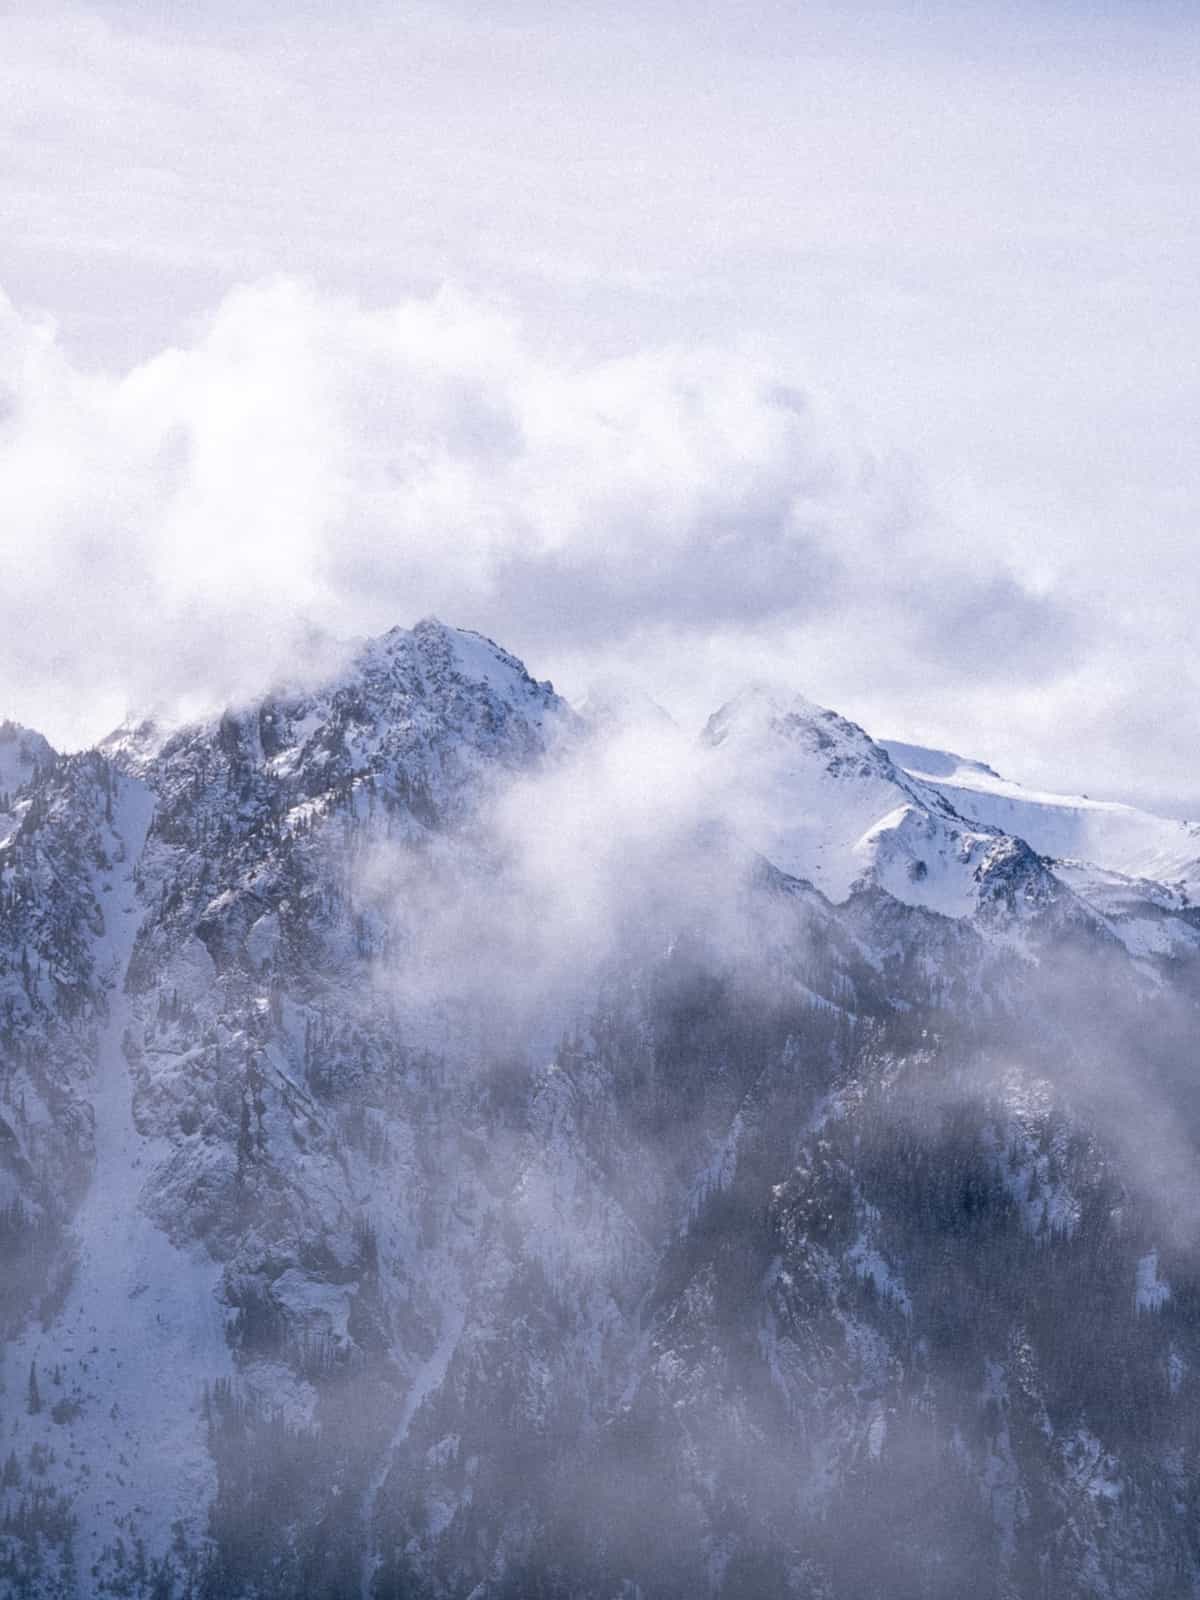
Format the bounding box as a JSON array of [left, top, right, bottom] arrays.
[[3, 618, 1200, 1600]]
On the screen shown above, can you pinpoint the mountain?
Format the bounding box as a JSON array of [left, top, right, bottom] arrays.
[[2, 622, 1199, 1600]]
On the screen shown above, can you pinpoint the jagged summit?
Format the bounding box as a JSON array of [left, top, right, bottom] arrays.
[[101, 620, 575, 834], [371, 616, 557, 708], [101, 619, 563, 760]]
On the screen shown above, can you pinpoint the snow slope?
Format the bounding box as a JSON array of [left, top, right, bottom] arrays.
[[2, 776, 232, 1588], [360, 1281, 466, 1600], [884, 740, 1200, 896], [704, 688, 1060, 921]]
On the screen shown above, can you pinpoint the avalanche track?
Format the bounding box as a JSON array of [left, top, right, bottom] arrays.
[[2, 778, 232, 1589]]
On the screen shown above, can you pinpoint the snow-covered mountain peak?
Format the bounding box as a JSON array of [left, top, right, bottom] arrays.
[[141, 615, 565, 896], [365, 616, 556, 714], [298, 617, 574, 782], [100, 620, 567, 777], [703, 683, 928, 799], [695, 684, 1057, 918]]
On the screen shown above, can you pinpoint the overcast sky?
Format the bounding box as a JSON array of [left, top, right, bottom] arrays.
[[2, 1, 1198, 812]]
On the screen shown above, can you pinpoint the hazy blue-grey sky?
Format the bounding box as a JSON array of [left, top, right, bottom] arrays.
[[2, 1, 1198, 811]]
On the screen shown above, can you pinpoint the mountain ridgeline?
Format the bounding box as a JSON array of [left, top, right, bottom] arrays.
[[2, 619, 1200, 1600]]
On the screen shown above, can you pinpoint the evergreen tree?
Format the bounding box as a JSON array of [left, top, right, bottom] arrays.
[[26, 1361, 41, 1415]]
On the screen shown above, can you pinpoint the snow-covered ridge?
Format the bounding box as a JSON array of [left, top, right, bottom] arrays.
[[702, 686, 1070, 923], [884, 739, 1200, 896], [97, 629, 1182, 933]]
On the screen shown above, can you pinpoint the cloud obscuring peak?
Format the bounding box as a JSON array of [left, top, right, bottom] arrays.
[[0, 272, 1196, 812], [3, 277, 1084, 770]]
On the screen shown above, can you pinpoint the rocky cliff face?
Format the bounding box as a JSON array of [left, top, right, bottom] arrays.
[[3, 621, 1199, 1600]]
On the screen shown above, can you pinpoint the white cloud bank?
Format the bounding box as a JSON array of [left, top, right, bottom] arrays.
[[3, 3, 1199, 811], [0, 275, 1195, 813]]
